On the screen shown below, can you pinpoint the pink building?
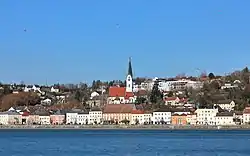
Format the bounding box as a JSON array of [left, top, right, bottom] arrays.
[[50, 115, 65, 125]]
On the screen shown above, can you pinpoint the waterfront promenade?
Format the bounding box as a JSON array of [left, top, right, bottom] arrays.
[[1, 124, 250, 130]]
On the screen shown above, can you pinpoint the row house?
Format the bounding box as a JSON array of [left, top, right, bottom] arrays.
[[130, 110, 152, 125], [66, 112, 78, 124], [102, 104, 135, 124], [215, 112, 235, 126], [89, 108, 103, 124], [67, 108, 103, 125], [0, 108, 22, 125], [243, 107, 250, 124], [77, 113, 89, 125], [187, 113, 197, 125], [152, 108, 171, 124], [171, 114, 187, 125], [234, 111, 243, 124], [195, 108, 218, 125], [27, 114, 40, 125], [50, 112, 65, 125], [39, 115, 51, 125]]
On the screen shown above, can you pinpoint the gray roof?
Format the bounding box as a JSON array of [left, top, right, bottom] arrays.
[[78, 112, 89, 115], [0, 111, 20, 115], [216, 112, 234, 117]]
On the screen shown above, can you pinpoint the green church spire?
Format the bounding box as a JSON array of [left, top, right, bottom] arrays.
[[128, 57, 133, 78]]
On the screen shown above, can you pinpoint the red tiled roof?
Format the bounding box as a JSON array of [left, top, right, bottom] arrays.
[[103, 104, 135, 113], [243, 107, 250, 114], [109, 87, 126, 97], [125, 92, 134, 99], [22, 111, 30, 116], [131, 110, 144, 114], [172, 113, 187, 116]]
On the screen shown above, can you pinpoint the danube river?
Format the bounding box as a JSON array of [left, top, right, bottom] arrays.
[[1, 129, 250, 156]]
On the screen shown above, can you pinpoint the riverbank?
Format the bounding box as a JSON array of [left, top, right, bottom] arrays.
[[1, 124, 250, 130]]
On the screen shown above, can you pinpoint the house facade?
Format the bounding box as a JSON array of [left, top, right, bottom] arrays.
[[27, 115, 40, 125], [102, 104, 135, 124], [164, 97, 180, 106], [39, 115, 50, 125], [131, 110, 145, 125], [66, 113, 78, 124], [215, 112, 235, 125], [152, 109, 171, 124], [8, 112, 22, 125], [89, 108, 102, 124], [195, 108, 218, 125], [77, 113, 89, 125], [243, 107, 250, 124], [50, 115, 65, 125], [0, 113, 8, 125], [186, 113, 197, 125], [171, 114, 187, 125]]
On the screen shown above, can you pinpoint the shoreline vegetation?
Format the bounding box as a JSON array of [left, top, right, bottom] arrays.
[[1, 125, 250, 130]]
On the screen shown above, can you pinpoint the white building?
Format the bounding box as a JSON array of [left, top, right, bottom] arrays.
[[186, 81, 203, 89], [24, 85, 41, 93], [143, 113, 152, 124], [0, 113, 9, 125], [234, 111, 243, 125], [195, 108, 218, 125], [41, 98, 52, 105], [187, 114, 197, 125], [66, 112, 78, 124], [243, 107, 250, 124], [39, 115, 51, 125], [215, 112, 235, 125], [51, 86, 60, 93], [164, 97, 180, 106], [90, 91, 100, 99], [152, 109, 171, 124], [221, 83, 238, 89], [77, 113, 89, 125], [153, 78, 203, 92], [89, 109, 102, 124], [214, 100, 235, 112], [140, 80, 154, 91]]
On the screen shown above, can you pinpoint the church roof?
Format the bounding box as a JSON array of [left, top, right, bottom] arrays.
[[109, 87, 126, 97]]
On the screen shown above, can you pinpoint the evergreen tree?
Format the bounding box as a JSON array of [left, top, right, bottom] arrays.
[[150, 81, 163, 105]]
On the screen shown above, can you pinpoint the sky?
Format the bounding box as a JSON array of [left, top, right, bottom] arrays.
[[1, 0, 250, 85]]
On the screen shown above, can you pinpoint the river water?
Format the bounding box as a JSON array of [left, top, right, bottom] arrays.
[[1, 129, 250, 156]]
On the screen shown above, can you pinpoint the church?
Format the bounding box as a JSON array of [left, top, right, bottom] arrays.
[[107, 58, 136, 104]]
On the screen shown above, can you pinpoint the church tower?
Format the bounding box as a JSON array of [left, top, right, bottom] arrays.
[[126, 57, 133, 92]]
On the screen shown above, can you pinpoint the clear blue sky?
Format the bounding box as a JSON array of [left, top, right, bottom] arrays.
[[1, 0, 250, 85]]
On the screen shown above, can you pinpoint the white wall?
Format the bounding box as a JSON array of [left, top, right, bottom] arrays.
[[66, 113, 78, 124], [215, 116, 235, 125], [195, 108, 218, 125], [89, 111, 102, 124], [152, 112, 171, 124]]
